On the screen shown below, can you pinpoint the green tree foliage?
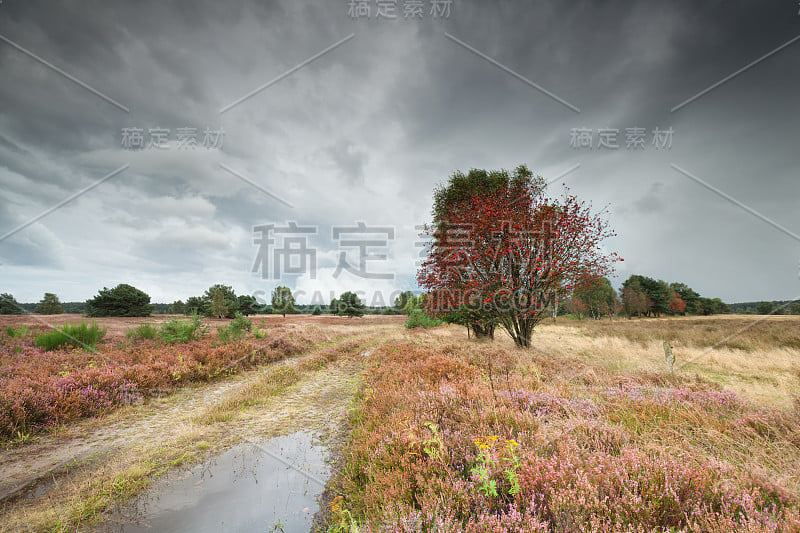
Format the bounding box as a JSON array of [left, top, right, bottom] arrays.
[[443, 305, 497, 338], [405, 309, 443, 329], [696, 297, 729, 316], [210, 288, 229, 318], [622, 275, 670, 317], [312, 306, 322, 315], [789, 301, 800, 315], [168, 300, 185, 315], [35, 292, 64, 314], [756, 301, 774, 315], [185, 296, 204, 315], [621, 276, 728, 317], [237, 294, 259, 315], [431, 166, 540, 223], [86, 284, 153, 317], [271, 286, 297, 317], [0, 293, 23, 315], [572, 277, 617, 319], [200, 284, 238, 318], [393, 291, 415, 314], [336, 291, 366, 317]]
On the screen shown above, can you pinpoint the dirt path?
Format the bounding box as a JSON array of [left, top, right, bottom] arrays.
[[0, 331, 386, 532]]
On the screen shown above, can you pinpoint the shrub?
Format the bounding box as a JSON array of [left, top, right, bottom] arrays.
[[159, 314, 208, 344], [35, 321, 106, 351], [217, 313, 253, 344], [230, 312, 252, 332], [405, 309, 443, 329], [125, 322, 158, 340]]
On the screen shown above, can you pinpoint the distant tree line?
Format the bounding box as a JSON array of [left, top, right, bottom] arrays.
[[7, 281, 793, 318], [565, 274, 732, 320], [728, 300, 800, 315]]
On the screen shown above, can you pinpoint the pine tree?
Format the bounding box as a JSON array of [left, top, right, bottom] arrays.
[[211, 288, 229, 318], [36, 292, 64, 314]]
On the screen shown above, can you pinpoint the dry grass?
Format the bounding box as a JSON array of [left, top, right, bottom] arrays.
[[0, 322, 395, 532], [529, 315, 800, 407], [328, 317, 800, 532]]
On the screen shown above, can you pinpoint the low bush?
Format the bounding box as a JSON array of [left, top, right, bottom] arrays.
[[159, 314, 208, 344], [217, 313, 252, 344], [405, 309, 443, 329], [34, 321, 106, 352]]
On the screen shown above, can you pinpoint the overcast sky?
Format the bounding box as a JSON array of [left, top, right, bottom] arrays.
[[1, 0, 799, 305]]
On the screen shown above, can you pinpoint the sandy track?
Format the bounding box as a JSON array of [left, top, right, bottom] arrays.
[[0, 333, 373, 516]]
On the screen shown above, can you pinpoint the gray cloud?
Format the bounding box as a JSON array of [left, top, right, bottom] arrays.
[[1, 0, 798, 303]]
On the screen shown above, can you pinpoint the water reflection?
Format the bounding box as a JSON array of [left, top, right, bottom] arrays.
[[100, 432, 329, 533]]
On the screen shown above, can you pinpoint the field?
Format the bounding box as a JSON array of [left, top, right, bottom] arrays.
[[1, 314, 799, 531]]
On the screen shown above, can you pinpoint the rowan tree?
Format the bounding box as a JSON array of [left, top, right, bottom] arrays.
[[418, 165, 619, 348]]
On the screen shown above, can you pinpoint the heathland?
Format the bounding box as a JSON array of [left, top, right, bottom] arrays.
[[0, 314, 798, 532]]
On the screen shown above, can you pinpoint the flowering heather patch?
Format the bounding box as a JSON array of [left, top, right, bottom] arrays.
[[0, 325, 323, 438], [330, 341, 800, 532]]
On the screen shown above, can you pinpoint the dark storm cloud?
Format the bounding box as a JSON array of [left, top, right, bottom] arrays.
[[0, 0, 798, 302]]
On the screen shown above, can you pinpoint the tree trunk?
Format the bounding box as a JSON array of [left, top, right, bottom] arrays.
[[471, 323, 494, 339], [552, 295, 559, 323]]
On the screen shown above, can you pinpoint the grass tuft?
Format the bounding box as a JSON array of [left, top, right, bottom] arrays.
[[35, 321, 106, 352]]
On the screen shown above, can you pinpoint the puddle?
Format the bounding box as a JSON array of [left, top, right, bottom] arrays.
[[99, 432, 329, 533]]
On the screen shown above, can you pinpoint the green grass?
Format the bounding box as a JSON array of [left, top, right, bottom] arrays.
[[35, 321, 106, 351], [125, 322, 158, 340], [5, 325, 29, 338]]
